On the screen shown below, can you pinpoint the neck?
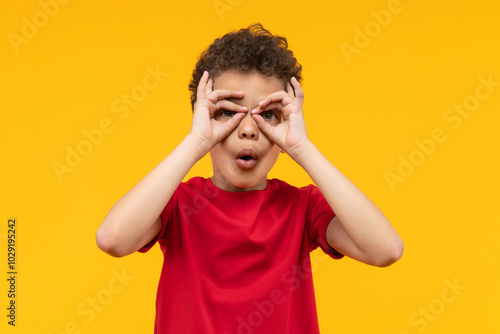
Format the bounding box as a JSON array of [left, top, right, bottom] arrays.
[[210, 173, 268, 192]]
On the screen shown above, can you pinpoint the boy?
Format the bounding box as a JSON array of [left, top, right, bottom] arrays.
[[96, 23, 404, 333]]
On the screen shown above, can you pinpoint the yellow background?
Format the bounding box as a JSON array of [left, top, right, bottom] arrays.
[[1, 0, 499, 333]]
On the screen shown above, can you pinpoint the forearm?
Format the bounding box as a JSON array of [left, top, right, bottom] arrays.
[[292, 140, 403, 262], [97, 134, 207, 255]]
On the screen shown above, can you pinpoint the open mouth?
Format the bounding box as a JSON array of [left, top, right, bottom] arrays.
[[236, 149, 258, 169]]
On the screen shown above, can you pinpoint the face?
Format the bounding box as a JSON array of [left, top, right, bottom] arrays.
[[210, 70, 284, 191]]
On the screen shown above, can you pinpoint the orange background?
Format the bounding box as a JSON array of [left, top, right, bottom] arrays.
[[1, 0, 499, 333]]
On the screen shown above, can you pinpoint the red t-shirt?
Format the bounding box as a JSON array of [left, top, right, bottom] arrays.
[[138, 177, 343, 334]]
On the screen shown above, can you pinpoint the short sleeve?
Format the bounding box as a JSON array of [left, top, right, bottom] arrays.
[[137, 192, 176, 253], [306, 185, 344, 260]]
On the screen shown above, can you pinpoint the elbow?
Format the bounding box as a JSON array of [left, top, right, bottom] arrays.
[[96, 225, 128, 258], [373, 237, 404, 268]]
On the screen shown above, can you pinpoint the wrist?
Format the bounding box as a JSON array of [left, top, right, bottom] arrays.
[[183, 133, 212, 160], [287, 139, 316, 166]]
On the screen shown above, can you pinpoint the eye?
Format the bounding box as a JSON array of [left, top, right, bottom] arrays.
[[262, 112, 275, 120], [222, 110, 236, 118]]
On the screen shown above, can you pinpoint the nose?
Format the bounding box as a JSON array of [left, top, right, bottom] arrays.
[[237, 111, 259, 140]]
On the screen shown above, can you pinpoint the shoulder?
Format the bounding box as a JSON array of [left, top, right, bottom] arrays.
[[172, 177, 209, 197], [183, 176, 207, 188], [269, 178, 316, 191], [268, 178, 318, 199]]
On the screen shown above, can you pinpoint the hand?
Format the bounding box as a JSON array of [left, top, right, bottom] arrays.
[[190, 71, 248, 151], [251, 77, 309, 158]]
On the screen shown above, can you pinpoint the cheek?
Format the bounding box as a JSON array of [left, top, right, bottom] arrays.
[[262, 144, 281, 163], [260, 133, 278, 149], [209, 145, 229, 167]]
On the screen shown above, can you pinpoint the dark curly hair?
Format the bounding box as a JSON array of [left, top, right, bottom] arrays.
[[188, 23, 302, 110]]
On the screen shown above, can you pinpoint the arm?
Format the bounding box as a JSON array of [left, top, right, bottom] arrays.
[[251, 78, 403, 267], [96, 71, 247, 257], [95, 135, 205, 257], [293, 142, 404, 267]]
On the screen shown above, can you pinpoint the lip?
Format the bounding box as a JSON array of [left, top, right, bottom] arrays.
[[235, 148, 258, 169]]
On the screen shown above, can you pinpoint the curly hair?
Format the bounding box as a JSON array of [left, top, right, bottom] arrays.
[[188, 23, 302, 110]]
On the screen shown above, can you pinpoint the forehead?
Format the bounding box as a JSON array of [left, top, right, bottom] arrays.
[[213, 70, 284, 100]]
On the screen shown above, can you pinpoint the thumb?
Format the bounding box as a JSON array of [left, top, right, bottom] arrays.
[[221, 112, 245, 136], [252, 114, 277, 142]]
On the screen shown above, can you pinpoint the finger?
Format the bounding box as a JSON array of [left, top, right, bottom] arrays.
[[205, 77, 213, 96], [252, 114, 276, 141], [207, 89, 245, 104], [222, 112, 246, 136], [291, 77, 304, 99], [214, 100, 248, 113], [250, 102, 282, 115], [286, 82, 294, 98], [258, 91, 292, 109], [196, 71, 209, 101]]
